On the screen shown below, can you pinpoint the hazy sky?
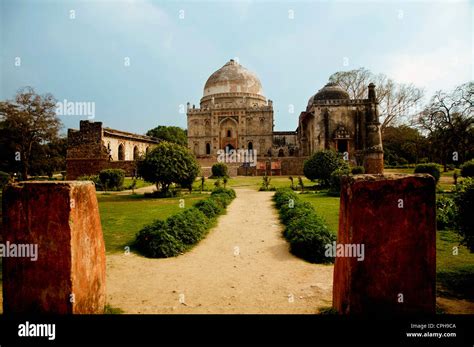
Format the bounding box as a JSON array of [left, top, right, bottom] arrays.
[[1, 0, 472, 135]]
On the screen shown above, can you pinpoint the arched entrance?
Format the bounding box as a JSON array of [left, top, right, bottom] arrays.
[[118, 144, 125, 160], [225, 144, 235, 152], [219, 117, 238, 151]]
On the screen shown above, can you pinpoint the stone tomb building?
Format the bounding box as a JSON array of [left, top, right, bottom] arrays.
[[66, 120, 159, 179], [186, 60, 383, 174]]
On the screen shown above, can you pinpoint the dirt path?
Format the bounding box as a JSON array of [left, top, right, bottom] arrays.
[[106, 188, 333, 313]]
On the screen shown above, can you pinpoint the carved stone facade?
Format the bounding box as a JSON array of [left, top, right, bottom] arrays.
[[187, 60, 383, 174], [66, 120, 159, 179], [187, 59, 276, 158], [298, 82, 384, 174]]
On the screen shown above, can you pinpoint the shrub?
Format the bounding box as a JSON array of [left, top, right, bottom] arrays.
[[436, 195, 457, 230], [99, 169, 125, 190], [77, 174, 102, 189], [460, 159, 474, 178], [414, 163, 441, 183], [286, 214, 336, 263], [351, 166, 365, 175], [211, 163, 228, 178], [454, 178, 474, 252], [304, 150, 347, 186], [273, 188, 335, 263], [135, 220, 185, 258], [195, 198, 223, 219], [0, 171, 10, 189], [135, 190, 235, 258], [211, 187, 236, 199], [329, 168, 350, 195], [167, 208, 208, 245], [138, 141, 200, 193]]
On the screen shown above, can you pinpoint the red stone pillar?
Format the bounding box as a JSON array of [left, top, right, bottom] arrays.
[[333, 174, 436, 314], [2, 181, 106, 314]]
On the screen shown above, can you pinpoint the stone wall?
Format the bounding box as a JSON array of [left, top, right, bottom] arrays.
[[66, 121, 158, 179]]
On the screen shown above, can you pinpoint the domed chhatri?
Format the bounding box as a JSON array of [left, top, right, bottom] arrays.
[[203, 59, 264, 98], [307, 82, 350, 107]]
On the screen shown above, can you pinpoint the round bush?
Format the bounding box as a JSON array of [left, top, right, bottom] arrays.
[[351, 166, 365, 175], [414, 163, 441, 183], [286, 215, 336, 263], [304, 150, 347, 186], [98, 169, 125, 190], [167, 208, 208, 245], [135, 220, 186, 258], [460, 159, 474, 178], [454, 178, 474, 252], [211, 163, 228, 178]]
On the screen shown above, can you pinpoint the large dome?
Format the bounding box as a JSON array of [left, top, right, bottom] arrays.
[[203, 59, 264, 97], [307, 82, 350, 107]]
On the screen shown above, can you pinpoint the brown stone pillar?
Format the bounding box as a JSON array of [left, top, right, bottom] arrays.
[[333, 174, 436, 314], [2, 181, 106, 314]]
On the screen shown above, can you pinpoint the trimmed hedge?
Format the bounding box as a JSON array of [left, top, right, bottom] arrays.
[[351, 166, 365, 175], [461, 159, 474, 178], [436, 195, 457, 230], [414, 163, 441, 183], [273, 189, 336, 263], [99, 169, 125, 190], [135, 188, 236, 258]]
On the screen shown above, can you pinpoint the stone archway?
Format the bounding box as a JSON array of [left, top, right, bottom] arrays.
[[219, 117, 238, 151], [118, 144, 125, 161]]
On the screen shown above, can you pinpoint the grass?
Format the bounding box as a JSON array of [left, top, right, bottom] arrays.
[[122, 177, 153, 190], [436, 230, 474, 301], [98, 193, 207, 253], [193, 176, 314, 191], [298, 192, 340, 233]]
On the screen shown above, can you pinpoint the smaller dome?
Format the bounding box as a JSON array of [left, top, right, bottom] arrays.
[[308, 82, 350, 107]]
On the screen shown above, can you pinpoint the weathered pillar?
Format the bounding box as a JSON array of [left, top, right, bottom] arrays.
[[2, 181, 106, 314], [333, 174, 436, 314]]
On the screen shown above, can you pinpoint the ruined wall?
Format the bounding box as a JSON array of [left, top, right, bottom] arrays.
[[66, 121, 158, 179]]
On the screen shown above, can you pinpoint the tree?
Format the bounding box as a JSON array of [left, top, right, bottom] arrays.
[[303, 150, 348, 186], [0, 87, 62, 179], [137, 141, 200, 193], [329, 68, 424, 132], [146, 125, 187, 146], [383, 125, 428, 165], [415, 82, 474, 170]]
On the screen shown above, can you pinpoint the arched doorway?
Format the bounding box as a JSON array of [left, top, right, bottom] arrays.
[[118, 144, 125, 160], [133, 146, 139, 160], [206, 143, 211, 155], [248, 141, 253, 152], [278, 149, 285, 157]]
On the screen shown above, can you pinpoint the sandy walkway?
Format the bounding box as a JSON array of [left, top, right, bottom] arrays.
[[106, 188, 333, 314]]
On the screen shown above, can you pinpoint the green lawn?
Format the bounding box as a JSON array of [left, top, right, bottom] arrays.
[[193, 176, 314, 191], [98, 193, 207, 253], [122, 177, 154, 190], [298, 192, 340, 233]]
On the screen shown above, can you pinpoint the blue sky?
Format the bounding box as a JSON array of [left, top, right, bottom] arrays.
[[1, 0, 472, 135]]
